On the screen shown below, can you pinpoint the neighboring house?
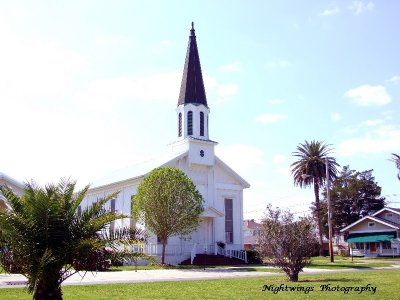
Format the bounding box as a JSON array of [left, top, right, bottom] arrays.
[[243, 219, 261, 250], [0, 172, 24, 211], [340, 207, 400, 257], [81, 23, 250, 265]]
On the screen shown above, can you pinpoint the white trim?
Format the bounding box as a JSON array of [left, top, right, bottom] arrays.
[[346, 229, 398, 234], [372, 207, 400, 217], [340, 215, 400, 232]]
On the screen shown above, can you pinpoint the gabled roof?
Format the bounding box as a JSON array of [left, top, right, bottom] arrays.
[[340, 215, 400, 232], [90, 151, 250, 191], [215, 156, 251, 188], [372, 207, 400, 217], [177, 22, 207, 107]]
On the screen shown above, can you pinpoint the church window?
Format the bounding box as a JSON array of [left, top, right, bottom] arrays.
[[187, 111, 193, 135], [178, 113, 182, 137], [225, 199, 233, 244], [110, 199, 116, 232], [200, 112, 204, 136]]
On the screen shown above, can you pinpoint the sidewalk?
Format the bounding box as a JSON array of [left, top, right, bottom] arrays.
[[1, 265, 399, 288]]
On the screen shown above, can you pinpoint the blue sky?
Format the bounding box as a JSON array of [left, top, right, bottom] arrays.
[[1, 1, 399, 220]]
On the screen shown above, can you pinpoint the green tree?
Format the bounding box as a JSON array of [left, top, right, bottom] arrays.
[[320, 166, 385, 235], [291, 140, 339, 256], [0, 179, 137, 300], [132, 166, 203, 264], [258, 206, 317, 282], [390, 153, 400, 180]]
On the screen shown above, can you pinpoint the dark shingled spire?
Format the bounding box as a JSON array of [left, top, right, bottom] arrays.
[[178, 22, 208, 107]]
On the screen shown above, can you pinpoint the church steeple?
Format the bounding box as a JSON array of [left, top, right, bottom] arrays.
[[178, 22, 208, 107]]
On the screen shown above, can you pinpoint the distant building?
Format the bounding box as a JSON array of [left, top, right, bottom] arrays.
[[0, 172, 24, 210], [341, 207, 400, 257], [243, 219, 261, 250]]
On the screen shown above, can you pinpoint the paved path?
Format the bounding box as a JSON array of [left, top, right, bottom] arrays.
[[1, 265, 399, 288]]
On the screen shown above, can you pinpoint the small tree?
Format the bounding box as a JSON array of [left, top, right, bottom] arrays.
[[132, 166, 203, 264], [258, 206, 317, 282], [0, 179, 141, 300]]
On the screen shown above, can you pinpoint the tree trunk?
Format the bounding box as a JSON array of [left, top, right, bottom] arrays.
[[313, 179, 324, 256], [161, 238, 166, 265], [288, 271, 299, 282], [33, 278, 62, 300]]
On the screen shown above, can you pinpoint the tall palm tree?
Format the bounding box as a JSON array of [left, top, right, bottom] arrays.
[[0, 179, 139, 300], [390, 153, 400, 180], [291, 140, 339, 256]]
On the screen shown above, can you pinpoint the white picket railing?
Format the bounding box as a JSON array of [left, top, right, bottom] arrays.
[[120, 243, 247, 264]]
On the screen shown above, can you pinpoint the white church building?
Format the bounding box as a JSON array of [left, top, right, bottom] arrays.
[[81, 23, 250, 264]]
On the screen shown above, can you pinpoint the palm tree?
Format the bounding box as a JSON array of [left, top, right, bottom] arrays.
[[389, 153, 400, 180], [0, 179, 140, 300], [291, 140, 339, 256]]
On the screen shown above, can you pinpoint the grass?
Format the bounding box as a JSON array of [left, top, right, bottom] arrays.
[[0, 270, 399, 299], [308, 256, 399, 269]]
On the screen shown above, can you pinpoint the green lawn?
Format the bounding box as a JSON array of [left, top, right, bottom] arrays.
[[308, 256, 399, 269], [0, 270, 399, 299]]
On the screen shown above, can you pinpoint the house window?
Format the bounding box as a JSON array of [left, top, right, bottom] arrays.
[[178, 113, 182, 137], [382, 241, 391, 249], [386, 213, 393, 218], [200, 112, 204, 136], [77, 205, 82, 217], [354, 243, 363, 249], [187, 111, 193, 135], [368, 222, 375, 227], [225, 199, 233, 244]]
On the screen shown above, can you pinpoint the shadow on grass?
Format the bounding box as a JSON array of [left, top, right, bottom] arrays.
[[267, 278, 362, 283]]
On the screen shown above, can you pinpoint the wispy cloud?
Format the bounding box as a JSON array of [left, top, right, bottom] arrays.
[[267, 98, 286, 105], [216, 83, 239, 104], [255, 114, 287, 124], [266, 59, 291, 69], [344, 85, 391, 106], [319, 7, 340, 16], [337, 125, 400, 156], [216, 144, 264, 172], [349, 1, 374, 15], [219, 62, 241, 72], [388, 75, 400, 84], [331, 112, 342, 121]]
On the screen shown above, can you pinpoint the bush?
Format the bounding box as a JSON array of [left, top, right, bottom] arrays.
[[246, 250, 262, 264], [72, 248, 112, 271]]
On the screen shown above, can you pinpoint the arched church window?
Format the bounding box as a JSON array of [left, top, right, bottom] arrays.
[[178, 113, 182, 137], [200, 112, 204, 136], [188, 111, 193, 135]]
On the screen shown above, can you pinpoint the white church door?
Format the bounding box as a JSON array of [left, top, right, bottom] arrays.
[[198, 217, 214, 253]]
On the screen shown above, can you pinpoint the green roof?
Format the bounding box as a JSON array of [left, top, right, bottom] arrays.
[[346, 231, 396, 243]]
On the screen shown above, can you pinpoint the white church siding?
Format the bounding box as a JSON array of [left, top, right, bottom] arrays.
[[81, 24, 250, 264]]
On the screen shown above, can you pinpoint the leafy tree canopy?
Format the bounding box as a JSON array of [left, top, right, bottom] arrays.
[[132, 166, 203, 264], [321, 166, 385, 235], [258, 205, 317, 282]]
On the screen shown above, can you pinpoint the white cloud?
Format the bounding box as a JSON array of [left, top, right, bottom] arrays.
[[337, 125, 400, 156], [320, 7, 340, 16], [344, 85, 391, 106], [388, 75, 400, 84], [267, 98, 286, 105], [272, 154, 287, 164], [361, 119, 384, 126], [331, 112, 342, 121], [77, 71, 181, 111], [266, 59, 291, 69], [216, 144, 264, 172], [216, 83, 239, 104], [349, 1, 374, 15], [219, 62, 241, 72], [255, 114, 287, 124]]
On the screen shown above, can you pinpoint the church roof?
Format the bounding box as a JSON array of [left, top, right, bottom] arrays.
[[177, 22, 208, 107]]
